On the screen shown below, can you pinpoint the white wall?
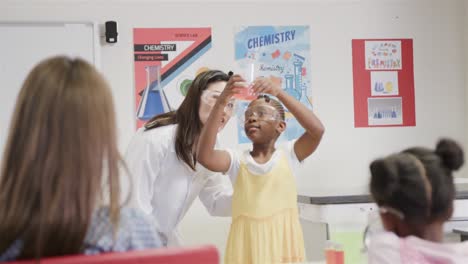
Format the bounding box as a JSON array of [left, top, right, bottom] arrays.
[[466, 0, 468, 147], [1, 0, 467, 255]]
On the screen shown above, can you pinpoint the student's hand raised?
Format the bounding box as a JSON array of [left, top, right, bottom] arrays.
[[251, 77, 283, 97], [219, 74, 246, 103]]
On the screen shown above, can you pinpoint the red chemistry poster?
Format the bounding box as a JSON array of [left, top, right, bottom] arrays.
[[352, 39, 415, 127], [133, 28, 212, 128]]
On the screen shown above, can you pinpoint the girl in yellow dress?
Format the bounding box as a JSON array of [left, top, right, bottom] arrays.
[[197, 74, 325, 264]]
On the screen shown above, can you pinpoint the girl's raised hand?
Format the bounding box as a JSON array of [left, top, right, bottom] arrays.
[[251, 77, 282, 97], [219, 74, 246, 103]]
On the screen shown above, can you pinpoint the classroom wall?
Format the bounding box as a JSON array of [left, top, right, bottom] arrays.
[[1, 0, 467, 255], [466, 0, 468, 145]]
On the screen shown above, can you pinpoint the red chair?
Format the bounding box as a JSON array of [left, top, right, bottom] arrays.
[[7, 245, 219, 264]]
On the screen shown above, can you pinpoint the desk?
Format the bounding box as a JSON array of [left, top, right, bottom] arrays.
[[453, 228, 468, 241]]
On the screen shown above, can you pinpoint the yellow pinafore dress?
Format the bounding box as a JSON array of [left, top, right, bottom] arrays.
[[224, 151, 305, 264]]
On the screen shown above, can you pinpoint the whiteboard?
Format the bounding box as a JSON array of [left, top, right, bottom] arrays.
[[0, 22, 99, 162]]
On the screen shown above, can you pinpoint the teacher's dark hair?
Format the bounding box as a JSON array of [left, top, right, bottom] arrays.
[[144, 70, 229, 170]]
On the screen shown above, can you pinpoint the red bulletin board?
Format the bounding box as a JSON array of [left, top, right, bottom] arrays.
[[352, 39, 415, 128]]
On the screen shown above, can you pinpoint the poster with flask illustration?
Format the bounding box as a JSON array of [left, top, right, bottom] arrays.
[[133, 28, 212, 129], [352, 39, 415, 127], [234, 25, 311, 143], [368, 98, 403, 126]]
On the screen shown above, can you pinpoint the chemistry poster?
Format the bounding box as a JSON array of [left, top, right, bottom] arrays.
[[234, 26, 312, 143], [352, 39, 415, 127], [133, 28, 212, 128]]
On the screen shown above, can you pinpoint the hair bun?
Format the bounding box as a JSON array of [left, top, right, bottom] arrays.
[[435, 138, 464, 171], [370, 158, 400, 199]]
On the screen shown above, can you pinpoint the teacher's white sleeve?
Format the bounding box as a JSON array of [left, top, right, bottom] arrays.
[[198, 172, 233, 217], [124, 130, 167, 218]]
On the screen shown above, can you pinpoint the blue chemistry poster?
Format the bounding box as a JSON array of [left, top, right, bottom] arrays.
[[234, 26, 312, 144]]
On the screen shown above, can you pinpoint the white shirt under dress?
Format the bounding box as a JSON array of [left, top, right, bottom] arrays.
[[224, 140, 302, 184], [124, 124, 233, 246]]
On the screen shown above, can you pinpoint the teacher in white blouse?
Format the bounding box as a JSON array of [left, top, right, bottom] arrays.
[[125, 70, 244, 246]]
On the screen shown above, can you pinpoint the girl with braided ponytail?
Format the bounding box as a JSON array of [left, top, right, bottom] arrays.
[[197, 76, 325, 263]]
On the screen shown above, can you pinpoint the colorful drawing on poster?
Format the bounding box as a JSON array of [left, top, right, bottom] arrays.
[[368, 97, 403, 126], [370, 71, 399, 96], [176, 67, 210, 97], [133, 28, 212, 128], [234, 26, 311, 144], [365, 41, 402, 70]]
